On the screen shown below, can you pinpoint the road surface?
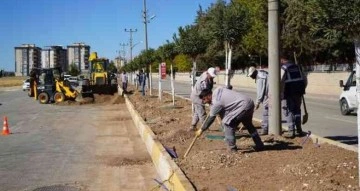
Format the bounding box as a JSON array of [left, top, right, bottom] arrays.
[[0, 87, 158, 191]]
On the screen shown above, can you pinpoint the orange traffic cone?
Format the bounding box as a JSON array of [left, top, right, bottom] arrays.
[[2, 116, 10, 135]]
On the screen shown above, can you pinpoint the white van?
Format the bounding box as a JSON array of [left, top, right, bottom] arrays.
[[339, 70, 357, 115]]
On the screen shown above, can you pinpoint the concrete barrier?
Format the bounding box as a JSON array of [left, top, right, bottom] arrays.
[[121, 87, 195, 191], [158, 71, 350, 97]]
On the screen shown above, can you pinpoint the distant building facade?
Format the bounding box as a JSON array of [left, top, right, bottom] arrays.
[[41, 46, 67, 71], [67, 43, 90, 74], [114, 56, 126, 69], [14, 44, 42, 76]]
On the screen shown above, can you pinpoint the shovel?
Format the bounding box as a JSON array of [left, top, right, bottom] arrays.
[[293, 52, 309, 125], [302, 95, 308, 125], [184, 115, 209, 158]]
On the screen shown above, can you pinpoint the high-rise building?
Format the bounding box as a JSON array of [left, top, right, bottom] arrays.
[[67, 43, 90, 74], [14, 44, 42, 76], [41, 46, 67, 71]]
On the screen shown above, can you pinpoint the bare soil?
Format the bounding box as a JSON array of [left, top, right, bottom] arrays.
[[124, 86, 359, 191], [54, 88, 359, 191]]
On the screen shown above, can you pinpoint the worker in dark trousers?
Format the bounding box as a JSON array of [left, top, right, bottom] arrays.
[[195, 87, 264, 152], [189, 67, 217, 131], [248, 66, 269, 135], [280, 52, 307, 138]]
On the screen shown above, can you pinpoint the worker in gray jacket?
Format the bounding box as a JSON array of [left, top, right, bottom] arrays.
[[248, 66, 269, 135], [195, 87, 264, 152], [189, 67, 217, 131]]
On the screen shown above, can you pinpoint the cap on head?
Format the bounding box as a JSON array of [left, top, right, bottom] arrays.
[[247, 66, 256, 77], [207, 67, 217, 78]]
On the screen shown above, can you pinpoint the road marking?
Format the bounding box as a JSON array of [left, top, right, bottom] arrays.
[[324, 116, 357, 124]]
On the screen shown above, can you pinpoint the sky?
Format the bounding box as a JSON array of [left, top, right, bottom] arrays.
[[0, 0, 215, 71]]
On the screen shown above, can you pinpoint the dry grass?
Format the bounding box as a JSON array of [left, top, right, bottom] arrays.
[[0, 76, 27, 87]]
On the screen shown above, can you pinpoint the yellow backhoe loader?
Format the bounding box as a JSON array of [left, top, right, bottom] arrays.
[[82, 52, 117, 94]]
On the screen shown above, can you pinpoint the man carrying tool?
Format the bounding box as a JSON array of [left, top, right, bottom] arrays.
[[248, 66, 269, 135], [138, 70, 147, 96], [280, 52, 307, 138], [121, 70, 128, 93], [189, 67, 218, 131], [195, 87, 264, 152]]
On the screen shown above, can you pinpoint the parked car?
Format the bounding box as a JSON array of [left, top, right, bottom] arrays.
[[339, 69, 357, 115], [22, 79, 30, 91], [68, 76, 78, 87]]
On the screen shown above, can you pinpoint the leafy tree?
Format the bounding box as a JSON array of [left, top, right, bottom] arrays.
[[236, 0, 267, 57], [200, 0, 250, 85], [107, 61, 117, 73], [173, 24, 207, 73], [69, 62, 80, 76], [173, 54, 191, 72]]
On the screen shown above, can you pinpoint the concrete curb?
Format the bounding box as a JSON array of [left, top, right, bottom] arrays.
[[160, 89, 358, 153], [250, 118, 358, 153], [120, 87, 195, 191]]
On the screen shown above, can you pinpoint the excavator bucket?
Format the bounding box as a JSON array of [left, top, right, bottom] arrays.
[[73, 86, 94, 103]]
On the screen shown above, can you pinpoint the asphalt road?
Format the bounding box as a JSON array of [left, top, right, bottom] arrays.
[[0, 87, 157, 191], [149, 78, 358, 146]]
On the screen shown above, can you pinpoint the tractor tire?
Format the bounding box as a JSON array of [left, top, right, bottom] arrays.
[[54, 92, 65, 103], [38, 92, 49, 104], [340, 98, 351, 115]]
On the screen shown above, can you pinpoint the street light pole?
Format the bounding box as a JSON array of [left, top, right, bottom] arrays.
[[268, 0, 281, 135], [124, 28, 137, 62], [143, 0, 156, 95]]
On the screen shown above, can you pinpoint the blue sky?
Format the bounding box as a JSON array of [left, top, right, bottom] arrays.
[[0, 0, 215, 71]]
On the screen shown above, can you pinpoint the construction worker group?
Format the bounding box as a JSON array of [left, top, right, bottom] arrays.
[[190, 51, 307, 152]]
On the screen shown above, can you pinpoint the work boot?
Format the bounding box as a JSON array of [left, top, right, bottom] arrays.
[[188, 125, 197, 132], [284, 130, 295, 139], [259, 129, 268, 136], [296, 126, 305, 137], [229, 146, 238, 153]]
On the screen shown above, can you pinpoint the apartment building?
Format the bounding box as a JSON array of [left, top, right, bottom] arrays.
[[114, 56, 126, 69], [14, 44, 42, 76], [41, 46, 67, 71], [67, 42, 90, 74]]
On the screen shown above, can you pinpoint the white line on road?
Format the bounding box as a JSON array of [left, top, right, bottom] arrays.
[[324, 116, 357, 124]]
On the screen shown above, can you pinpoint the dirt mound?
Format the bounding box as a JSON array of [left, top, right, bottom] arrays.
[[55, 94, 125, 106], [126, 85, 359, 191]]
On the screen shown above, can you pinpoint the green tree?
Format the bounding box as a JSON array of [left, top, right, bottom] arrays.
[[69, 63, 80, 76], [173, 54, 191, 72], [236, 0, 267, 57], [107, 61, 117, 73], [200, 0, 250, 85]]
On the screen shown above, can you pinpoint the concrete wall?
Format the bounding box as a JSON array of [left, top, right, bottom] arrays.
[[157, 71, 351, 97]]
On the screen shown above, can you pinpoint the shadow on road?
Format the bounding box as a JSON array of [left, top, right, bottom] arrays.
[[325, 135, 358, 145]]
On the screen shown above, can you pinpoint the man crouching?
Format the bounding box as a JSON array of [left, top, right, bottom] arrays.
[[196, 87, 264, 152]]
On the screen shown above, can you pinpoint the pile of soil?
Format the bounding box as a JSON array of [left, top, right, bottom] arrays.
[[126, 86, 358, 191], [55, 94, 125, 106]]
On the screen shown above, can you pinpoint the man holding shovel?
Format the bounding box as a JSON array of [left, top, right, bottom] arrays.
[[280, 52, 308, 138], [189, 67, 218, 131], [195, 87, 264, 152]]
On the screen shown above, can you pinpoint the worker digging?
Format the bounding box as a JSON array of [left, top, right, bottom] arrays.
[[195, 87, 264, 152]]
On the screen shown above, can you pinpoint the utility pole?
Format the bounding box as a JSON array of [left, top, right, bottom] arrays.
[[119, 43, 128, 65], [142, 0, 156, 96], [268, 0, 281, 135], [124, 28, 137, 62]]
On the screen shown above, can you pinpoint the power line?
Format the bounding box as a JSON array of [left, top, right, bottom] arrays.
[[124, 28, 137, 61]]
